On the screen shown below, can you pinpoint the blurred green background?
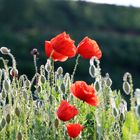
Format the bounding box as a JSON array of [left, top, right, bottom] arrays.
[[0, 0, 140, 90]]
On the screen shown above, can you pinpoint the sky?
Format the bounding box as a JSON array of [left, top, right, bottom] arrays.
[[85, 0, 140, 7]]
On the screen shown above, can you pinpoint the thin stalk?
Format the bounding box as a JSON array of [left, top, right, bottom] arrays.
[[71, 55, 80, 82]]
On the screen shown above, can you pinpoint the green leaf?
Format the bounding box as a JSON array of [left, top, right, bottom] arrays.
[[122, 111, 139, 140]]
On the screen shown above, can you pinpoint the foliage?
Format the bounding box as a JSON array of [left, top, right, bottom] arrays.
[[0, 46, 140, 139], [0, 0, 140, 88]]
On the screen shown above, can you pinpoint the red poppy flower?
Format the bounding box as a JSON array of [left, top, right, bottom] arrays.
[[45, 32, 76, 62], [77, 37, 102, 59], [70, 81, 99, 106], [66, 123, 83, 138], [56, 100, 78, 121]]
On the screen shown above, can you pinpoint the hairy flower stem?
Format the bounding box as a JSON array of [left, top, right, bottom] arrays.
[[33, 55, 38, 74], [71, 55, 80, 82], [8, 53, 17, 69], [130, 78, 134, 111], [50, 58, 55, 88], [0, 57, 9, 75]]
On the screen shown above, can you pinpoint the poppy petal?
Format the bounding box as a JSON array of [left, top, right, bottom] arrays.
[[66, 123, 83, 138], [45, 41, 68, 62], [56, 100, 78, 121], [77, 37, 102, 59]]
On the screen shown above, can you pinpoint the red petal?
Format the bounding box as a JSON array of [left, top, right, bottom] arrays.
[[45, 41, 68, 62], [66, 123, 83, 138], [56, 100, 78, 121], [85, 96, 99, 106], [77, 37, 102, 59], [50, 32, 76, 57]]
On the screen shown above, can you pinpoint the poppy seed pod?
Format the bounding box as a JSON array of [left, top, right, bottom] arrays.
[[0, 47, 10, 55], [17, 132, 22, 140]]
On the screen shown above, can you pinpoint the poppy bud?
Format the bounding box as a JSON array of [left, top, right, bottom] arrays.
[[1, 118, 6, 128], [22, 90, 28, 100], [123, 82, 130, 95], [45, 59, 51, 72], [105, 73, 112, 87], [55, 86, 59, 93], [2, 90, 6, 99], [94, 81, 101, 92], [57, 67, 63, 75], [25, 80, 30, 88], [6, 114, 11, 124], [120, 112, 125, 122], [136, 105, 140, 117], [60, 83, 65, 93], [64, 73, 70, 82], [0, 47, 10, 54], [3, 79, 10, 91], [89, 65, 96, 78], [135, 89, 140, 105], [112, 107, 118, 118], [10, 68, 18, 77], [40, 75, 46, 84], [15, 107, 20, 117], [31, 48, 39, 56], [0, 69, 2, 78], [0, 125, 2, 131], [54, 118, 59, 128], [17, 132, 22, 140]]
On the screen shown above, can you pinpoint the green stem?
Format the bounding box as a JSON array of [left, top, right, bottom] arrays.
[[71, 55, 80, 82], [33, 55, 38, 74]]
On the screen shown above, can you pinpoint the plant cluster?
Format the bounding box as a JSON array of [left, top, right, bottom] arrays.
[[0, 32, 140, 140]]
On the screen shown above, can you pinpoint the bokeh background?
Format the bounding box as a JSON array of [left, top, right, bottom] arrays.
[[0, 0, 140, 91]]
